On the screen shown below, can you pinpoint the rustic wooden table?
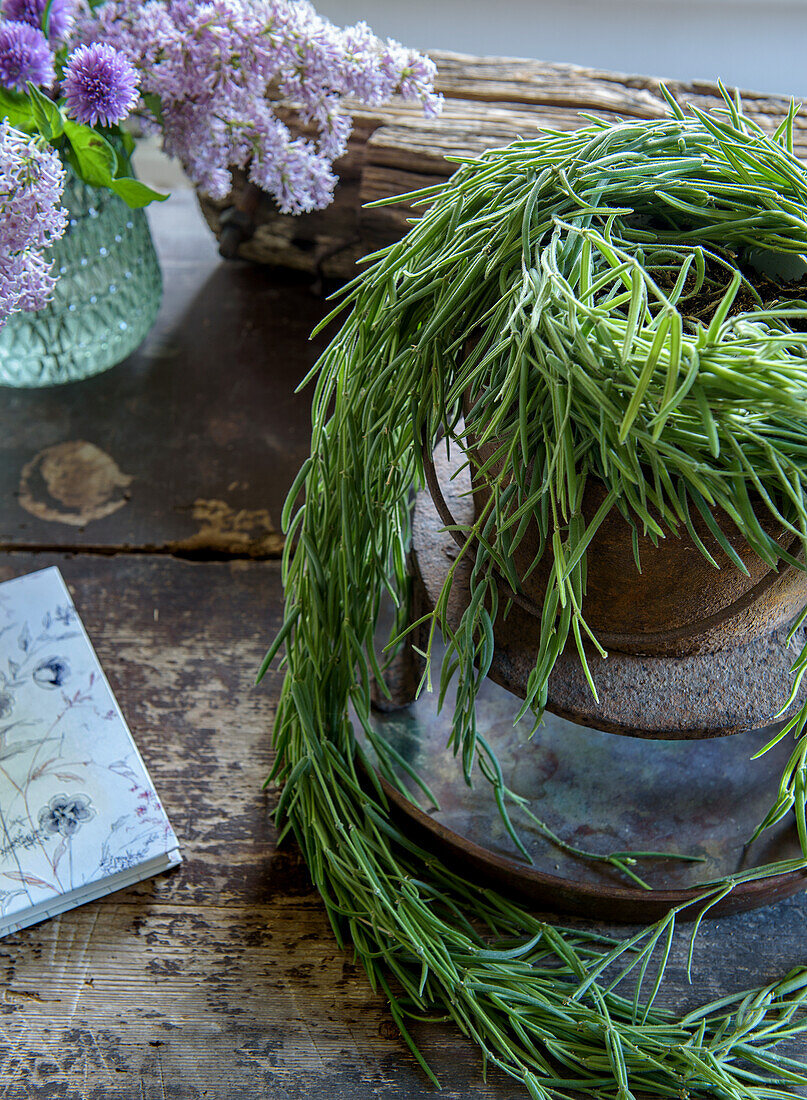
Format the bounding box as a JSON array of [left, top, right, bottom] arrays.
[[1, 77, 807, 1098]]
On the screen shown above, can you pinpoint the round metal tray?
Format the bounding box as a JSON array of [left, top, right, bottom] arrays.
[[362, 653, 806, 921]]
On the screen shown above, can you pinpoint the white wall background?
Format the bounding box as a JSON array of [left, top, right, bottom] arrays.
[[318, 0, 807, 100]]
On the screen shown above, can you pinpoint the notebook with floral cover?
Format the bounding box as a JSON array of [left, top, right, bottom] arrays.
[[0, 566, 180, 936]]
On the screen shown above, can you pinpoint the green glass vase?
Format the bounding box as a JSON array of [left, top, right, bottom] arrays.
[[0, 169, 163, 388]]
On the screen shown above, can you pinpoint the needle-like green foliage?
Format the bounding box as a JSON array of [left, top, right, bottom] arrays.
[[265, 87, 807, 1097]]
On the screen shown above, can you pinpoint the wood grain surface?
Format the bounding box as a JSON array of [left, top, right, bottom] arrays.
[[0, 553, 526, 1099], [0, 548, 804, 1098], [0, 62, 805, 1099]]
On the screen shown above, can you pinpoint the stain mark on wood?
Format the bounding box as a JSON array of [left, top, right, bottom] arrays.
[[168, 499, 284, 559], [18, 442, 133, 527]]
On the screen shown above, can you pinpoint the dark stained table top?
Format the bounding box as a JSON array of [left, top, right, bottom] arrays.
[[0, 186, 806, 1100]]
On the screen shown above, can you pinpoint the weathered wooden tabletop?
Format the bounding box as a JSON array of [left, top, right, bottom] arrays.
[[1, 62, 807, 1100]]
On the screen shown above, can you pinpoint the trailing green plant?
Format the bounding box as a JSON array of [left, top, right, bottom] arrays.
[[264, 86, 807, 1098]]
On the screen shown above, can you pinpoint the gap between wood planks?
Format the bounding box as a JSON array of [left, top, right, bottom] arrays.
[[0, 542, 285, 562]]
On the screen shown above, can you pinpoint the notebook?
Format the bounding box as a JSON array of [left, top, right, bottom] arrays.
[[0, 566, 180, 936]]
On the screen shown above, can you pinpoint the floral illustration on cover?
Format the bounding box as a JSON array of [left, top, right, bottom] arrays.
[[0, 568, 178, 919], [38, 792, 96, 836]]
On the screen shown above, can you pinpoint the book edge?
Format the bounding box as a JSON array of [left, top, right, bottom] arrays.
[[0, 847, 182, 937]]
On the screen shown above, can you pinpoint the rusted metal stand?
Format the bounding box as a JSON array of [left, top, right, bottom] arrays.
[[367, 444, 807, 921]]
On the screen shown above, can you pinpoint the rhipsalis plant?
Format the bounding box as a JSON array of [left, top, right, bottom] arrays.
[[266, 86, 807, 1098]]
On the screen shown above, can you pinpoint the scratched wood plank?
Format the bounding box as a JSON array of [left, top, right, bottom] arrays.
[[0, 551, 804, 1099], [0, 552, 519, 1098], [0, 190, 323, 559]]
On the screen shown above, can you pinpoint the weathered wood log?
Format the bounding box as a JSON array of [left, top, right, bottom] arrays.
[[197, 50, 807, 279]]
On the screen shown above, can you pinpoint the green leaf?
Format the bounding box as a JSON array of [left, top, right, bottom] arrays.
[[62, 118, 168, 206], [25, 82, 63, 141], [63, 118, 118, 188], [0, 87, 35, 131], [141, 92, 164, 124], [109, 176, 169, 209], [120, 129, 136, 156], [41, 0, 55, 36]]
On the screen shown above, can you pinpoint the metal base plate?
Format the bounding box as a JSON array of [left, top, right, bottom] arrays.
[[362, 653, 807, 920], [413, 446, 807, 738]]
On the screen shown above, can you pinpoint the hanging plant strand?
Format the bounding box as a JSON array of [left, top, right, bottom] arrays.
[[265, 86, 807, 1098]]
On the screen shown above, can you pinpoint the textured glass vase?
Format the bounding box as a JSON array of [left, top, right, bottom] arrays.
[[0, 170, 163, 387]]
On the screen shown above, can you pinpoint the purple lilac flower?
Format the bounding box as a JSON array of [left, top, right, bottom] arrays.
[[0, 19, 54, 91], [72, 0, 442, 213], [62, 42, 139, 126], [0, 120, 66, 327], [1, 0, 74, 43]]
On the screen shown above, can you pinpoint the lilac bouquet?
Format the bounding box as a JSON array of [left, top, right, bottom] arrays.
[[0, 0, 167, 324], [75, 0, 441, 212], [0, 0, 440, 322], [0, 119, 66, 328], [0, 0, 158, 207], [0, 0, 441, 212]]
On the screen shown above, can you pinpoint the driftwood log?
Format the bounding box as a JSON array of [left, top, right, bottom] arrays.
[[197, 51, 807, 279]]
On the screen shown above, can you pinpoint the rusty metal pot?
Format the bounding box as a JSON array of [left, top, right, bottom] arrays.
[[425, 422, 807, 658]]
